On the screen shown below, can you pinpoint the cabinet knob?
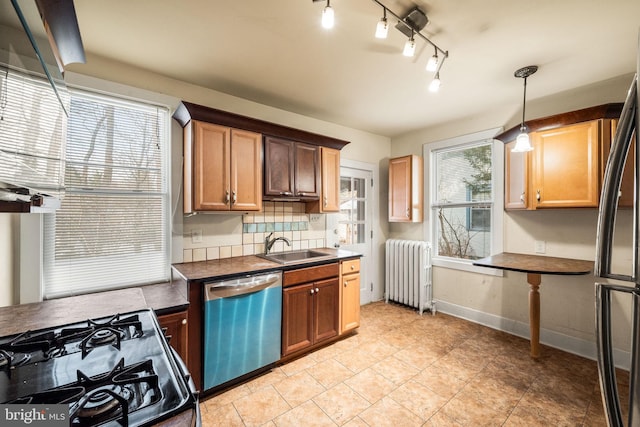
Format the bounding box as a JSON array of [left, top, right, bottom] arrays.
[[225, 191, 230, 204], [315, 287, 319, 293], [298, 192, 307, 197], [324, 196, 328, 207], [406, 209, 410, 218], [344, 280, 349, 287], [310, 289, 315, 295], [232, 191, 237, 204], [520, 192, 525, 202], [181, 319, 187, 325], [350, 265, 355, 270], [536, 189, 541, 202], [280, 191, 293, 196]]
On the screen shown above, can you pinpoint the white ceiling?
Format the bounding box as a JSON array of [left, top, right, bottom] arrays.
[[6, 0, 640, 137]]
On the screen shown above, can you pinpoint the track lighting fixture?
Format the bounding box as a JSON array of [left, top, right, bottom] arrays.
[[403, 30, 416, 57], [312, 0, 450, 93], [429, 73, 441, 93], [322, 0, 334, 29], [512, 65, 538, 153], [375, 8, 389, 39]]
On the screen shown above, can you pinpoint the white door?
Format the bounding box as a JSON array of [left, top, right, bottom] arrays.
[[337, 166, 374, 305]]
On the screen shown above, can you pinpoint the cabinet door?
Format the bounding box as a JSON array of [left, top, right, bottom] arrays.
[[533, 121, 600, 208], [193, 121, 231, 210], [321, 147, 340, 211], [230, 129, 262, 211], [341, 272, 360, 333], [295, 143, 321, 198], [504, 141, 530, 210], [389, 156, 411, 221], [157, 311, 188, 363], [313, 277, 339, 344], [282, 283, 314, 356], [264, 137, 295, 197]]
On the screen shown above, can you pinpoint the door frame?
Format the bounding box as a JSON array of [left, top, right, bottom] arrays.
[[335, 159, 381, 304]]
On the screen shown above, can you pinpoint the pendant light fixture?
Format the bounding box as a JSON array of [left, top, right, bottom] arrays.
[[512, 65, 538, 153], [403, 30, 416, 57], [375, 8, 389, 39], [322, 0, 334, 29]]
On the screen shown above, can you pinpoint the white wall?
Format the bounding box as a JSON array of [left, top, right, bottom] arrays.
[[389, 73, 635, 365]]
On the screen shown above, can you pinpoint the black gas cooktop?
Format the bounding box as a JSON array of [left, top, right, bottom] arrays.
[[0, 309, 197, 426]]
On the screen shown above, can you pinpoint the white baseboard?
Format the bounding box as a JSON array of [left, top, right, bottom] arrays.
[[434, 300, 631, 371]]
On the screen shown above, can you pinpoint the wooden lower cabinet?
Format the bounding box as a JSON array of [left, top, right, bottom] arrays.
[[156, 310, 188, 362], [282, 264, 340, 357], [340, 258, 360, 333]]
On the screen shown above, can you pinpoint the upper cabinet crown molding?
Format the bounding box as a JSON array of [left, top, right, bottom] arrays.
[[173, 101, 350, 150], [496, 103, 623, 143]]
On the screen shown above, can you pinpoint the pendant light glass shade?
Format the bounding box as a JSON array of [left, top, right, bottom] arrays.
[[403, 36, 415, 57], [512, 130, 533, 152], [375, 17, 389, 38], [322, 3, 334, 29]]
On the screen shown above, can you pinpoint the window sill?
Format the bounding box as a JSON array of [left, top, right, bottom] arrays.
[[432, 257, 504, 277]]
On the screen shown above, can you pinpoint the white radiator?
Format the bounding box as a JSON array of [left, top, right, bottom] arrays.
[[385, 239, 435, 315]]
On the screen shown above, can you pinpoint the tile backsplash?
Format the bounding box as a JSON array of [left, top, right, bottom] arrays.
[[182, 202, 326, 262]]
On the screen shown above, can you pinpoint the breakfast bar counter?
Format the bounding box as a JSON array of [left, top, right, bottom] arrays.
[[473, 252, 593, 358]]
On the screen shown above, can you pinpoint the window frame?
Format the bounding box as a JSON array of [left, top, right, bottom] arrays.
[[41, 86, 172, 299], [423, 128, 504, 276]]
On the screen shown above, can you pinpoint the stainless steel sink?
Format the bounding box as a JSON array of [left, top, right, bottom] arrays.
[[257, 250, 334, 264]]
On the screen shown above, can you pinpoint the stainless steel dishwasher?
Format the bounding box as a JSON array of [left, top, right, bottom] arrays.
[[203, 271, 282, 390]]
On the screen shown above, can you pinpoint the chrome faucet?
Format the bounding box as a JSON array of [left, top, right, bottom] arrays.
[[265, 232, 291, 254]]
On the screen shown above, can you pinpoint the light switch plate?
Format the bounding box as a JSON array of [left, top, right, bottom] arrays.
[[191, 229, 202, 243], [534, 240, 546, 254]]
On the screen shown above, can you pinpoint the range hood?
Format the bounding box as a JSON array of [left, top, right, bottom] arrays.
[[0, 0, 85, 213]]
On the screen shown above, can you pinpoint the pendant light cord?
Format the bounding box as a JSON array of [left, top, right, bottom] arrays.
[[521, 76, 528, 132]]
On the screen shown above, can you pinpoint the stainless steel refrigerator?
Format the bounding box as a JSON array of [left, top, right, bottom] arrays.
[[595, 33, 640, 426]]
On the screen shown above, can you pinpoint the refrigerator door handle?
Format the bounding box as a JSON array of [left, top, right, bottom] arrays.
[[596, 283, 626, 427], [595, 75, 637, 280]]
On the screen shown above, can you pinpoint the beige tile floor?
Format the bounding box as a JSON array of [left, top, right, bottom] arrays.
[[200, 301, 629, 426]]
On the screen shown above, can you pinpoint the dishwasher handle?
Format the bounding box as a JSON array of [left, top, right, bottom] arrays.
[[205, 273, 282, 300]]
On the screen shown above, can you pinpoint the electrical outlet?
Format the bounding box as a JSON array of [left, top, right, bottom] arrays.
[[309, 214, 322, 223], [534, 240, 546, 254], [191, 229, 202, 244]]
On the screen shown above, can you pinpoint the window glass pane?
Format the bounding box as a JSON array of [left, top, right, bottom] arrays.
[[435, 206, 491, 260], [354, 177, 365, 198], [435, 144, 492, 204], [43, 89, 169, 298], [356, 223, 365, 244], [340, 177, 351, 194]]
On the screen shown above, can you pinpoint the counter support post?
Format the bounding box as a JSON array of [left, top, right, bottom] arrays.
[[527, 272, 542, 358]]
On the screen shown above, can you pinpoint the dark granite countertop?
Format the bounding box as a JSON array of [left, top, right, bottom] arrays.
[[0, 281, 189, 336], [172, 248, 362, 282]]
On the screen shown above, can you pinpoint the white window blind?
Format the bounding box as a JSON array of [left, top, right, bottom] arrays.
[[0, 66, 67, 196], [43, 89, 170, 298]]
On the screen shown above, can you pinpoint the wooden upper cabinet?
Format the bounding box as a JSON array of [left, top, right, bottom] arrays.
[[185, 120, 261, 213], [307, 147, 340, 213], [533, 121, 601, 208], [264, 137, 320, 200], [504, 119, 608, 210], [389, 155, 423, 222]]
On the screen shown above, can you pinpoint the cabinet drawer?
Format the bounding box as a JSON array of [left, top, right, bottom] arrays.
[[341, 258, 360, 274], [284, 263, 339, 287]]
